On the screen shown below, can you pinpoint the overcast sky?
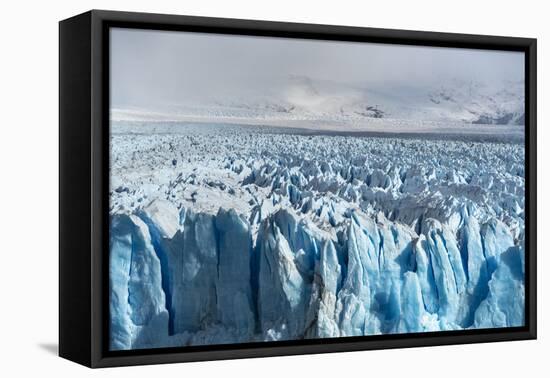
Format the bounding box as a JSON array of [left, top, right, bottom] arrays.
[[110, 27, 525, 109]]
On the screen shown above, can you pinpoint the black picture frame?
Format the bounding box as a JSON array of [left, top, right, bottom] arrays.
[[59, 9, 537, 368]]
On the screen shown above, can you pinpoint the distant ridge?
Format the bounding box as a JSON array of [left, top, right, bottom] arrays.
[[112, 75, 525, 127]]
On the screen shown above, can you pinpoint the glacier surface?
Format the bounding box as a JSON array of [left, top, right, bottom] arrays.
[[109, 122, 525, 350]]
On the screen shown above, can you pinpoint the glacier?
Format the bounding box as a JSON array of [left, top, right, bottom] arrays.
[[109, 122, 525, 350]]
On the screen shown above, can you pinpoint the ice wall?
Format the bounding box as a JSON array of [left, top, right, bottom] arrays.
[[109, 199, 524, 350]]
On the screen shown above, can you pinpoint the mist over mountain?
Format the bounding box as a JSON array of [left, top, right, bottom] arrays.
[[110, 28, 525, 128], [112, 74, 524, 126]]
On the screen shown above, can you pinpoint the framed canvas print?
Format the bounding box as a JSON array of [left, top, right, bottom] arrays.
[[59, 10, 537, 368]]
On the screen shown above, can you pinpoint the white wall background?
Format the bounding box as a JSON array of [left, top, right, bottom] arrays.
[[0, 0, 546, 376]]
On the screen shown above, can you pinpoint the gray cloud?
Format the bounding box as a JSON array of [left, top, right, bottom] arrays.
[[110, 27, 524, 109]]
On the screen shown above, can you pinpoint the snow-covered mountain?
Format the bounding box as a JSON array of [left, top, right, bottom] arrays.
[[112, 75, 524, 127]]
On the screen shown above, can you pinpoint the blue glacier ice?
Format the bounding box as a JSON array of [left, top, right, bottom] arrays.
[[109, 214, 169, 349], [109, 199, 525, 350], [109, 123, 525, 350]]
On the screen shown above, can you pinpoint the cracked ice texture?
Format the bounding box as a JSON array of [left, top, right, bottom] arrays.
[[109, 122, 525, 350]]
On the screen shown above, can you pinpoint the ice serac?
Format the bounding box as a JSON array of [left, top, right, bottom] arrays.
[[110, 200, 264, 349], [398, 272, 437, 333], [305, 239, 341, 338], [421, 219, 465, 329], [336, 214, 375, 336], [474, 245, 525, 328], [109, 214, 169, 350], [256, 209, 309, 340], [215, 208, 255, 334], [164, 210, 219, 334], [458, 216, 489, 326]]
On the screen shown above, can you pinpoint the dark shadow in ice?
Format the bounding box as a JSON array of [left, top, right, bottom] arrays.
[[501, 246, 524, 282], [394, 240, 416, 276]]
